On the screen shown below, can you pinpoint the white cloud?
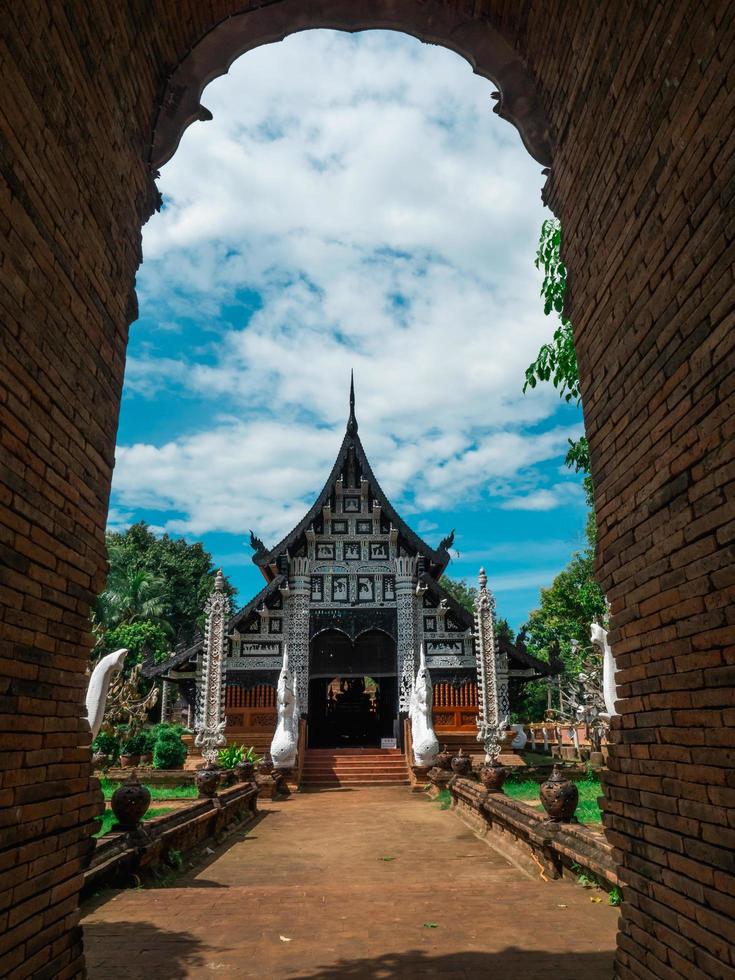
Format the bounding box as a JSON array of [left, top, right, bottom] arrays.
[[114, 30, 580, 538], [499, 483, 584, 512]]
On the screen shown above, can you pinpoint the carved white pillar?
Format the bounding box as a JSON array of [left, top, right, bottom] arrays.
[[395, 556, 417, 712], [473, 567, 505, 761], [194, 570, 231, 763], [160, 677, 171, 723], [286, 556, 311, 712], [496, 641, 510, 723]]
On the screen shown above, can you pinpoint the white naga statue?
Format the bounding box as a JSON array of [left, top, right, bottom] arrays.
[[270, 646, 300, 769], [590, 622, 619, 717], [85, 647, 127, 739], [510, 724, 528, 751], [409, 644, 439, 766]]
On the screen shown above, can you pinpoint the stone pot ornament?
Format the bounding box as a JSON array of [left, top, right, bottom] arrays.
[[257, 753, 275, 776], [540, 764, 579, 822], [234, 759, 255, 782], [479, 760, 507, 793], [195, 761, 221, 799], [119, 753, 139, 769], [110, 772, 151, 831], [435, 745, 453, 771], [451, 747, 473, 777]]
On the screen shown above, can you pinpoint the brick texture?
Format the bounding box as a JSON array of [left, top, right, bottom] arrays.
[[0, 2, 733, 977]]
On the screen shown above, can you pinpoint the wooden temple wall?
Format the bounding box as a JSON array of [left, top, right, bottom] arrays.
[[432, 682, 479, 732], [224, 684, 277, 736]]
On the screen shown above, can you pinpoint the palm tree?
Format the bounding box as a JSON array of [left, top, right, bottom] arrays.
[[96, 544, 172, 634]]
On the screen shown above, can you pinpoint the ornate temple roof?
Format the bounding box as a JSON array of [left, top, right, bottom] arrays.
[[143, 573, 286, 678], [418, 572, 556, 678], [250, 375, 452, 581]]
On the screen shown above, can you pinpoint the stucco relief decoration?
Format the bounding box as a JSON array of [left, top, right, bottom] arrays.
[[395, 556, 417, 711], [195, 570, 231, 763], [288, 556, 311, 710], [473, 568, 507, 762]]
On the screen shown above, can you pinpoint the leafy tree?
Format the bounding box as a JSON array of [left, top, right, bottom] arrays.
[[96, 557, 172, 633], [523, 550, 606, 675], [517, 217, 605, 685], [438, 576, 477, 614], [100, 522, 235, 645], [509, 678, 549, 724], [102, 620, 171, 667], [524, 218, 589, 477], [495, 616, 513, 647]]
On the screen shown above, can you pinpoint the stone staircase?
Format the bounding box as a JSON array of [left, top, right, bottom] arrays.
[[434, 732, 485, 766], [301, 748, 410, 787]]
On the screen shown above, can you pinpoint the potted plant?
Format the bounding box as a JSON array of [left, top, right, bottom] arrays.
[[119, 739, 140, 768], [91, 730, 120, 769], [119, 730, 146, 768], [139, 728, 156, 766], [234, 745, 260, 782]]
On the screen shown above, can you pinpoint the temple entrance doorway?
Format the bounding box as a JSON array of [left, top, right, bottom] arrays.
[[308, 629, 398, 748]]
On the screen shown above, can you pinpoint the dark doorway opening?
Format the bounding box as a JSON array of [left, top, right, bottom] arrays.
[[309, 629, 398, 747], [308, 675, 397, 747]]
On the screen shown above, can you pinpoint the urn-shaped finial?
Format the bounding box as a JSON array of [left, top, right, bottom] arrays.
[[539, 764, 579, 822], [195, 760, 221, 799], [479, 759, 506, 793], [110, 771, 151, 831], [451, 746, 473, 776]]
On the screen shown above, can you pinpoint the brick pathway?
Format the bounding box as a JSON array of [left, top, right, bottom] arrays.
[[83, 788, 618, 978]]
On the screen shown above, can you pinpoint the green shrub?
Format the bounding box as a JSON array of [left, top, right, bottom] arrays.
[[153, 730, 187, 770], [141, 727, 158, 754], [92, 731, 120, 763], [151, 722, 187, 739], [121, 731, 148, 756]]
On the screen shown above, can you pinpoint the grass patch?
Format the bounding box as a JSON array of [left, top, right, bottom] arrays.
[[503, 776, 603, 824], [436, 788, 452, 810], [521, 751, 556, 766], [95, 806, 173, 838], [100, 778, 197, 801]]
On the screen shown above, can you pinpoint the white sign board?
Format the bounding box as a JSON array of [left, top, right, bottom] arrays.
[[381, 738, 397, 749]]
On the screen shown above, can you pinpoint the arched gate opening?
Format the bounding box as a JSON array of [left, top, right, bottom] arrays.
[[0, 4, 732, 977]]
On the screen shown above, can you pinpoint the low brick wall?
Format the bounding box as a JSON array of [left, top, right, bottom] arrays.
[[447, 777, 618, 891], [82, 781, 258, 897], [101, 768, 196, 786]]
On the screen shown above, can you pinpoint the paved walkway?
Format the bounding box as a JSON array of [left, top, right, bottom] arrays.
[[83, 788, 617, 978]]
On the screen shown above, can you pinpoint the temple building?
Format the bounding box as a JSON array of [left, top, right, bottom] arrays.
[[146, 379, 554, 753]]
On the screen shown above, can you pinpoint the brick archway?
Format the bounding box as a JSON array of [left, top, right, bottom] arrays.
[[149, 0, 553, 171], [1, 4, 733, 977]]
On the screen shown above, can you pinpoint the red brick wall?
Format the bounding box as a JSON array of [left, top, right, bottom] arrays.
[[0, 2, 732, 976]]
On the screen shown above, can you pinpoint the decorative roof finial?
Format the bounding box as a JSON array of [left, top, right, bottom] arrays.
[[347, 369, 358, 436], [439, 529, 455, 553], [214, 568, 225, 592], [249, 530, 266, 554]]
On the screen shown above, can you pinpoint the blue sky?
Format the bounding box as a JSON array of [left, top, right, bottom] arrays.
[[111, 30, 588, 631]]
